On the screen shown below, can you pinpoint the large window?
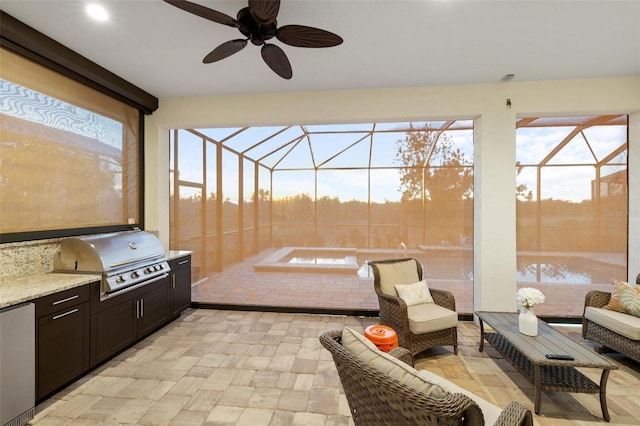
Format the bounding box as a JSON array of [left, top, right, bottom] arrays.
[[0, 49, 141, 238], [515, 115, 628, 318]]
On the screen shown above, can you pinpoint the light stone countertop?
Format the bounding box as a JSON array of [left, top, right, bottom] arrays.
[[0, 273, 99, 309], [0, 250, 192, 310], [167, 250, 192, 260]]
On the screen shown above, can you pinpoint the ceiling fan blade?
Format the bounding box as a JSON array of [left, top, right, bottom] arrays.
[[248, 0, 280, 24], [203, 39, 247, 63], [261, 44, 292, 79], [164, 0, 238, 27], [276, 25, 343, 48]]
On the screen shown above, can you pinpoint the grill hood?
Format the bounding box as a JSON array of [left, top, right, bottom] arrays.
[[54, 230, 165, 273]]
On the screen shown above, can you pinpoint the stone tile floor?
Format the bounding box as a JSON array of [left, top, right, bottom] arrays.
[[32, 309, 640, 425]]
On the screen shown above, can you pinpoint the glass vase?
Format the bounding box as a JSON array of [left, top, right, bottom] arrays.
[[519, 307, 538, 336]]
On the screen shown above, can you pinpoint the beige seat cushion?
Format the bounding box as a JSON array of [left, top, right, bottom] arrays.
[[585, 306, 640, 340], [407, 303, 458, 334], [417, 368, 503, 425], [374, 259, 420, 296], [342, 327, 502, 424], [341, 327, 448, 398]]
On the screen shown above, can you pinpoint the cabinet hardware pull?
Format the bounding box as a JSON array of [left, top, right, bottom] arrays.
[[178, 259, 189, 265], [172, 275, 175, 289], [53, 308, 78, 320], [52, 295, 79, 305], [141, 299, 144, 317], [136, 300, 140, 319]]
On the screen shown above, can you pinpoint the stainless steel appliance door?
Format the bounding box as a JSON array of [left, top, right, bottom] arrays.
[[0, 303, 35, 426]]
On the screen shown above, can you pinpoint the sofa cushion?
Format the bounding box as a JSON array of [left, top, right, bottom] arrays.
[[407, 303, 458, 334], [395, 279, 434, 306], [416, 368, 503, 426], [585, 306, 640, 341], [374, 259, 420, 296], [341, 327, 448, 398], [603, 279, 640, 318]]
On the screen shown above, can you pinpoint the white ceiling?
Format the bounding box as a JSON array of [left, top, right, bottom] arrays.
[[2, 0, 639, 99]]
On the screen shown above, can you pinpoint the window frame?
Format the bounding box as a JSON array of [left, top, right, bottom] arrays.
[[0, 12, 158, 243]]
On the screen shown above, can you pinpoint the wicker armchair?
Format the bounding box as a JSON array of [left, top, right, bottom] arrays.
[[319, 330, 533, 426], [369, 257, 458, 356], [582, 290, 640, 363]]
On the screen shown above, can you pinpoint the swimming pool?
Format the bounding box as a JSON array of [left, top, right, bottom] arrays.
[[254, 247, 625, 284]]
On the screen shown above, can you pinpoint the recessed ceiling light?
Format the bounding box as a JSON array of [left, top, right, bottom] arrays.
[[86, 4, 109, 22]]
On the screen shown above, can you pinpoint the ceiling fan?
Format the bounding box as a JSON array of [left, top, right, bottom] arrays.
[[164, 0, 343, 79]]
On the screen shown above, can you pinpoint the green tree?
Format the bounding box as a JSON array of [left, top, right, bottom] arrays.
[[394, 125, 473, 202]]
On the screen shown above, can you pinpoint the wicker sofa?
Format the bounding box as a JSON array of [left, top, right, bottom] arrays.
[[582, 274, 640, 363], [319, 329, 533, 426]]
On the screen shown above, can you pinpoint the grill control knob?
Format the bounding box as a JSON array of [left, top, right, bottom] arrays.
[[131, 271, 139, 279], [145, 267, 153, 274], [116, 276, 125, 283]]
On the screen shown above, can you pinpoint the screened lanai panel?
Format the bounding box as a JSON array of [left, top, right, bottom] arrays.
[[177, 130, 203, 184], [222, 149, 239, 231], [305, 123, 373, 132], [257, 165, 271, 250], [257, 134, 307, 169], [583, 125, 628, 160], [243, 126, 303, 163], [172, 119, 475, 315], [370, 169, 403, 202], [271, 138, 315, 170], [315, 134, 372, 168], [515, 115, 628, 319], [205, 142, 216, 203], [546, 133, 596, 165], [243, 157, 255, 211], [317, 169, 368, 205], [272, 170, 315, 200], [195, 127, 243, 143], [227, 126, 290, 153], [374, 121, 426, 131], [272, 170, 316, 246], [370, 132, 402, 166]]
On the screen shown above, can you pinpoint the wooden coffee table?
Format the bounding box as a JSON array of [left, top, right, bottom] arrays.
[[475, 311, 619, 421]]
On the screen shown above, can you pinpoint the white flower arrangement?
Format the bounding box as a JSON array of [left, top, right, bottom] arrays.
[[516, 287, 545, 309]]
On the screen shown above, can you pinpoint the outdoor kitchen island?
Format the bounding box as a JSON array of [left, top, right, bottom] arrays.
[[0, 250, 192, 403]]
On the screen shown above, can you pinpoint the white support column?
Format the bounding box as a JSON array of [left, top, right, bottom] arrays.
[[144, 116, 171, 252], [628, 112, 640, 281], [473, 108, 518, 313]]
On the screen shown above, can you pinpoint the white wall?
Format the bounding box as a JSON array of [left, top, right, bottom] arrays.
[[145, 76, 640, 312]]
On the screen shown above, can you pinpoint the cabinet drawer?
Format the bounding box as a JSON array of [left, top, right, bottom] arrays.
[[169, 256, 191, 270], [35, 284, 91, 317]]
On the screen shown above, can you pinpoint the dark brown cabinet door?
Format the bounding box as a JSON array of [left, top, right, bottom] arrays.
[[137, 282, 170, 337], [90, 298, 136, 366], [170, 256, 192, 317], [36, 302, 89, 400]]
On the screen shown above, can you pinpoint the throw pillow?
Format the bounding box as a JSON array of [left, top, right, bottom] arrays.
[[603, 279, 640, 318], [341, 327, 448, 398], [395, 280, 434, 306]]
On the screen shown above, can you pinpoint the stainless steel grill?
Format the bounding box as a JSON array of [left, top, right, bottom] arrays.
[[54, 230, 170, 299]]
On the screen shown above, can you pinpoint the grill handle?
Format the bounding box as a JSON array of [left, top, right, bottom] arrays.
[[109, 254, 164, 269]]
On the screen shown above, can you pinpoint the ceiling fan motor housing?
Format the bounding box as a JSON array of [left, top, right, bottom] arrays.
[[237, 7, 276, 45]]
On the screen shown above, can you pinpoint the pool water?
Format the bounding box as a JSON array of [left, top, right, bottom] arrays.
[[516, 257, 624, 284], [270, 248, 625, 284], [288, 256, 357, 266]]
